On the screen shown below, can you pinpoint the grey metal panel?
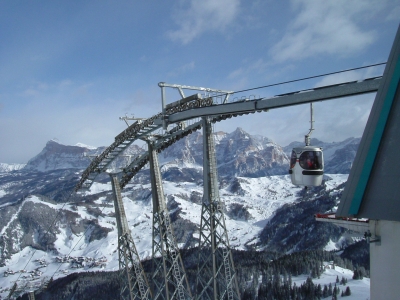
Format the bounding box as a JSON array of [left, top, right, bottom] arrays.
[[167, 79, 381, 123], [337, 25, 400, 221], [256, 79, 381, 110], [316, 218, 369, 234]]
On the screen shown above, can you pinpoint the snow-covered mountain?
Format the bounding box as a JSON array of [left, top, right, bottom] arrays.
[[0, 128, 366, 298], [323, 138, 360, 174], [216, 128, 288, 177], [0, 175, 351, 297], [160, 127, 289, 177], [23, 140, 94, 172], [2, 129, 360, 176], [23, 139, 145, 173], [0, 163, 26, 173]]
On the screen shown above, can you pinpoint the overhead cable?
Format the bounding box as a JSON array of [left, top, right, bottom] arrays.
[[231, 62, 386, 95]]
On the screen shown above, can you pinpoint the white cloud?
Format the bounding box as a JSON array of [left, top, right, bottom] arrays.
[[270, 0, 383, 62], [167, 0, 240, 44]]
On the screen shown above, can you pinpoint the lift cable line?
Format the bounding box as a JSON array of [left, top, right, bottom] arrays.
[[227, 62, 386, 96]]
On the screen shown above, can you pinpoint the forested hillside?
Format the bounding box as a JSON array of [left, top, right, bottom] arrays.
[[19, 248, 367, 300]]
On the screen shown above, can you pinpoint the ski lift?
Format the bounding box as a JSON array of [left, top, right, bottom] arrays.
[[289, 103, 324, 187]]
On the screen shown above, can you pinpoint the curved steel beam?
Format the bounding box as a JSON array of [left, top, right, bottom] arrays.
[[76, 77, 381, 191]]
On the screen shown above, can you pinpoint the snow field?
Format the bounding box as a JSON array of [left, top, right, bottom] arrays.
[[0, 174, 350, 298], [291, 264, 370, 300]]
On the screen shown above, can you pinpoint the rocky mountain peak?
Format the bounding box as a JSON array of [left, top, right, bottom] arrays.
[[24, 140, 93, 172], [161, 127, 289, 178], [231, 127, 249, 137]]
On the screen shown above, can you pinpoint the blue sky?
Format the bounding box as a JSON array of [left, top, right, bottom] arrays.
[[0, 0, 399, 164]]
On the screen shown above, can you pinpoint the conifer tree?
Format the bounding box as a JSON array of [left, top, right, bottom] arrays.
[[316, 284, 322, 299], [311, 267, 317, 278], [352, 269, 359, 280], [323, 284, 328, 298], [345, 286, 351, 296]]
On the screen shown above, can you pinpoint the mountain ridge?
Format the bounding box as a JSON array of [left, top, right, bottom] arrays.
[[2, 128, 360, 178], [0, 127, 366, 298]]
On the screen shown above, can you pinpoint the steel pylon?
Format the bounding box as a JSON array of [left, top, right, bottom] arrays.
[[110, 174, 152, 300], [147, 141, 192, 300], [196, 117, 240, 300]]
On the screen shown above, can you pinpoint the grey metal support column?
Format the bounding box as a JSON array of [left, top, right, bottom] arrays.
[[196, 117, 240, 300], [110, 174, 152, 300], [160, 82, 168, 130], [147, 140, 192, 300], [28, 291, 35, 300]]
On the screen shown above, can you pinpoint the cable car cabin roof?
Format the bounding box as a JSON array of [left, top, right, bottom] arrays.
[[336, 25, 400, 222], [292, 146, 323, 152]]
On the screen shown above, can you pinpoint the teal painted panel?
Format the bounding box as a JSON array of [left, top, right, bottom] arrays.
[[349, 57, 400, 215]]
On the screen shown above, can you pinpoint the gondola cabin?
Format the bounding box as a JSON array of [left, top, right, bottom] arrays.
[[289, 146, 323, 186]]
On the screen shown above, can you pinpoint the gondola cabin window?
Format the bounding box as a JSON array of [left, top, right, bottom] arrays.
[[299, 151, 322, 170]]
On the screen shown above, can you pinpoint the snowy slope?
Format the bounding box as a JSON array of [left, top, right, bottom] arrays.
[[0, 163, 26, 173], [0, 130, 364, 297], [291, 264, 370, 299], [0, 174, 352, 298]]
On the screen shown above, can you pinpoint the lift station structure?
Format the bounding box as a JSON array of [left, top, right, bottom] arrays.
[[71, 25, 400, 300]]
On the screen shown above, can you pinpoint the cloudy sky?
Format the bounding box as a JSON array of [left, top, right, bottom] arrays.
[[0, 0, 399, 164]]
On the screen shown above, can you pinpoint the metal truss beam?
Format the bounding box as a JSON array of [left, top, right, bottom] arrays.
[[196, 117, 240, 300], [110, 174, 152, 300], [147, 141, 192, 300], [159, 82, 233, 103], [119, 120, 203, 189], [77, 77, 381, 192], [167, 77, 381, 123]]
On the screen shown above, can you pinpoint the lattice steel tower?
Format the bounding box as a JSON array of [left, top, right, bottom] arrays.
[[147, 140, 192, 300], [196, 117, 240, 300], [28, 291, 35, 300], [110, 174, 152, 300]]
